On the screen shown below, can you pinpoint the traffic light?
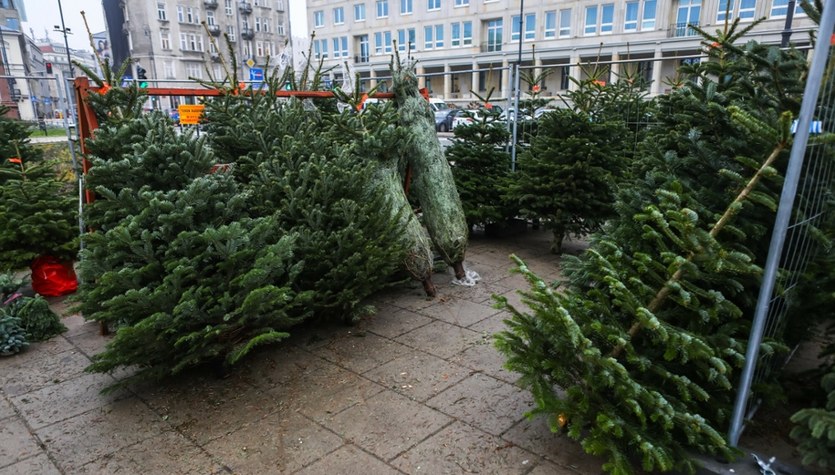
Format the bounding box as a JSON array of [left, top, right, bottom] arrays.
[[45, 62, 52, 74], [137, 66, 148, 88]]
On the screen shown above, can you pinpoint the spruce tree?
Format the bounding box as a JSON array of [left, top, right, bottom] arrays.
[[496, 21, 809, 474], [0, 105, 77, 270]]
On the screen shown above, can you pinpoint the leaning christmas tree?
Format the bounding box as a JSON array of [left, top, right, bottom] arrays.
[[496, 20, 808, 474]]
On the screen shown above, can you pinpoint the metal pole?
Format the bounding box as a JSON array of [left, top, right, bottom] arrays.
[[728, 0, 835, 446], [510, 0, 524, 172], [57, 0, 75, 78], [781, 0, 797, 48]]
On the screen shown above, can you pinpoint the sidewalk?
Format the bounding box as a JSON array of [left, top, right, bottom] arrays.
[[0, 229, 811, 474]]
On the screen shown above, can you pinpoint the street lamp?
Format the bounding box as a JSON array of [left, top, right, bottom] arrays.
[[510, 0, 524, 172], [55, 0, 75, 78]]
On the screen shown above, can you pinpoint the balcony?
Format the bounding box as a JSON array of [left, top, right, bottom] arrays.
[[210, 52, 222, 62], [240, 27, 255, 40], [669, 22, 700, 37], [204, 0, 218, 9], [355, 54, 369, 64], [207, 24, 221, 36], [238, 1, 252, 14]]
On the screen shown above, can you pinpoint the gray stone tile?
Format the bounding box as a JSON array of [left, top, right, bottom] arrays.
[[420, 297, 500, 328], [527, 459, 583, 474], [60, 314, 97, 338], [295, 444, 401, 475], [76, 430, 216, 474], [65, 330, 111, 358], [270, 360, 385, 422], [11, 372, 121, 429], [438, 280, 512, 306], [373, 286, 438, 311], [311, 331, 410, 374], [0, 453, 61, 475], [502, 415, 607, 473], [322, 390, 452, 462], [1, 348, 91, 398], [395, 321, 482, 359], [0, 416, 41, 468], [0, 396, 15, 420], [392, 421, 536, 474], [140, 373, 276, 445], [363, 351, 472, 402], [451, 338, 519, 384], [426, 373, 534, 436], [468, 313, 510, 335], [36, 399, 170, 472], [203, 411, 342, 474], [237, 344, 319, 391], [364, 308, 433, 339]]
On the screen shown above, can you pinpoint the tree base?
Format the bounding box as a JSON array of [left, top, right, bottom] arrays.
[[422, 277, 437, 297]]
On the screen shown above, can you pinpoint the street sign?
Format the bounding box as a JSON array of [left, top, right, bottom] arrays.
[[249, 67, 264, 89], [245, 58, 255, 68], [43, 98, 52, 104], [177, 104, 205, 125]]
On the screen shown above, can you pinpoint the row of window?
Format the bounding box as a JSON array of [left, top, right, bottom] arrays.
[[158, 29, 278, 57], [156, 1, 284, 22], [314, 0, 803, 31]]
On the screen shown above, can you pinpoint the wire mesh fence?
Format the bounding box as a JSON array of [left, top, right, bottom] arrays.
[[728, 4, 835, 445]]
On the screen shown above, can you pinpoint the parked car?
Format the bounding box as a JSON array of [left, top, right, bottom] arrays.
[[533, 108, 558, 119], [435, 108, 463, 132], [499, 107, 532, 122], [451, 109, 484, 129]]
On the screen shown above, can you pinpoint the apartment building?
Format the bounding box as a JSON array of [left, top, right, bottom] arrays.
[[307, 0, 816, 104], [107, 0, 290, 109]]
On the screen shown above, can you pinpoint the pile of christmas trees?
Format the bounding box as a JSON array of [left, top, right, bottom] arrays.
[[495, 20, 812, 474]]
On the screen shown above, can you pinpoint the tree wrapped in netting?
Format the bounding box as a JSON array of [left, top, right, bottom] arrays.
[[496, 20, 809, 474]]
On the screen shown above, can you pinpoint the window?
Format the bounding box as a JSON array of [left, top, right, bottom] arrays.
[[454, 0, 468, 5], [424, 24, 444, 48], [560, 65, 570, 90], [378, 31, 393, 53], [397, 28, 415, 52], [243, 41, 252, 57], [277, 15, 285, 34], [263, 17, 270, 32], [157, 2, 167, 21], [256, 40, 265, 56], [186, 6, 198, 23], [358, 34, 370, 61], [544, 10, 556, 38], [225, 0, 233, 15], [600, 4, 614, 33], [771, 0, 803, 17], [334, 7, 345, 24], [376, 0, 389, 17], [559, 9, 571, 37], [354, 3, 366, 21], [207, 11, 216, 25], [675, 0, 701, 36], [186, 62, 202, 79], [160, 30, 171, 49], [625, 2, 638, 30], [486, 18, 502, 52], [255, 17, 262, 31], [428, 0, 441, 10], [163, 60, 174, 79], [401, 0, 412, 14], [333, 36, 349, 57], [179, 32, 187, 50], [177, 5, 185, 22], [739, 0, 756, 18], [314, 10, 324, 27], [227, 25, 236, 42], [511, 13, 535, 40], [719, 0, 757, 20], [584, 6, 597, 35], [314, 38, 328, 58], [451, 22, 460, 46], [462, 21, 472, 45], [450, 21, 472, 46], [642, 0, 657, 28]]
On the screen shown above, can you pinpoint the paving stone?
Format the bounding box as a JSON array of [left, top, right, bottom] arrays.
[[364, 307, 433, 339], [391, 421, 536, 474], [1, 348, 91, 398], [439, 280, 512, 306], [451, 339, 519, 384], [395, 321, 482, 359], [76, 430, 216, 474], [468, 313, 510, 335], [11, 372, 121, 429], [502, 415, 606, 473], [237, 344, 319, 391], [295, 444, 401, 475], [36, 399, 170, 472], [203, 411, 342, 473], [0, 453, 61, 475], [323, 390, 452, 462], [290, 320, 352, 350], [311, 331, 411, 374], [527, 459, 582, 474], [61, 314, 99, 338], [420, 297, 500, 328], [0, 396, 15, 420], [0, 416, 41, 468], [426, 373, 533, 436], [0, 337, 74, 376], [272, 360, 385, 422], [140, 372, 276, 445], [372, 286, 437, 312], [363, 351, 472, 402], [65, 330, 111, 358]]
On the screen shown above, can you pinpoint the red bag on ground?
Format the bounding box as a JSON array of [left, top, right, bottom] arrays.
[[30, 256, 78, 297]]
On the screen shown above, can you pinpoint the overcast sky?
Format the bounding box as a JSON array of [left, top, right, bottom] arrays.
[[21, 0, 107, 51]]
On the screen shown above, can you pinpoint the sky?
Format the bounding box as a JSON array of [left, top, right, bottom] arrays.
[[20, 0, 107, 51]]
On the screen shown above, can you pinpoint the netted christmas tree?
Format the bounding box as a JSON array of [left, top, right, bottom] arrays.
[[0, 106, 78, 270], [496, 19, 808, 474]]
